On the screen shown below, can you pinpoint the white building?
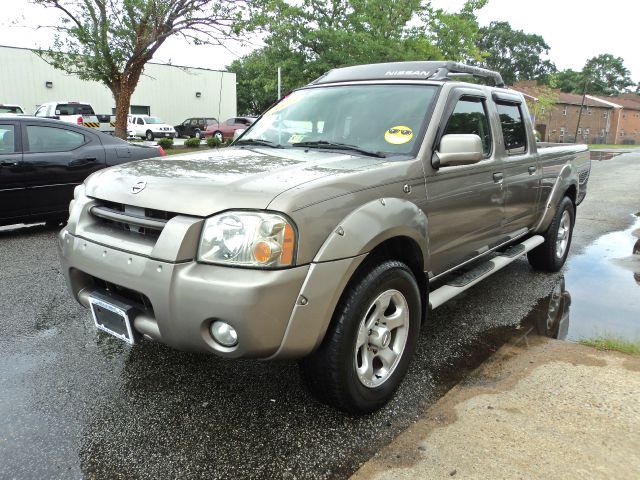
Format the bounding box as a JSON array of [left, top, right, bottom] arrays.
[[0, 45, 236, 125]]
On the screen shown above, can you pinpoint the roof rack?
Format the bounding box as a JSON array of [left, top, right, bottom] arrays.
[[309, 61, 505, 87]]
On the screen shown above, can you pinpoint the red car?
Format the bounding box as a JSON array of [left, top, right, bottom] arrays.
[[204, 116, 256, 142]]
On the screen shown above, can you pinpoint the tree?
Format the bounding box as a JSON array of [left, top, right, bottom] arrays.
[[231, 0, 487, 114], [582, 54, 634, 95], [33, 0, 246, 138], [474, 21, 556, 86], [551, 55, 634, 95]]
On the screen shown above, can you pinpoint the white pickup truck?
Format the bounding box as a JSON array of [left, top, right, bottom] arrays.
[[34, 101, 115, 134]]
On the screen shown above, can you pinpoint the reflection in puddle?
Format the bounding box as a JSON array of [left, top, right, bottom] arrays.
[[563, 215, 640, 341], [589, 151, 622, 161]]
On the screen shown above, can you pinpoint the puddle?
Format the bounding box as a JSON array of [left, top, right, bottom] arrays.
[[589, 151, 622, 161], [562, 214, 640, 341]]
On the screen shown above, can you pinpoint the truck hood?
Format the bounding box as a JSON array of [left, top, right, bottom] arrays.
[[85, 147, 386, 216]]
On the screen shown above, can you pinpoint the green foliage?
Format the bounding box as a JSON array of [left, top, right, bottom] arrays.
[[583, 54, 634, 95], [551, 55, 634, 95], [474, 21, 555, 86], [230, 0, 487, 114], [579, 335, 640, 356], [206, 136, 221, 148], [522, 84, 559, 122], [184, 137, 202, 148], [157, 137, 173, 149], [32, 0, 246, 138]]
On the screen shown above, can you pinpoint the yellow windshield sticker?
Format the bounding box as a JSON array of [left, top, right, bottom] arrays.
[[288, 134, 305, 144], [384, 126, 413, 145]]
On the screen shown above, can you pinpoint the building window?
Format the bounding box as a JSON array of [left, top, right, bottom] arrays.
[[560, 127, 566, 134], [603, 111, 608, 118], [620, 130, 625, 137], [623, 113, 627, 119], [577, 128, 582, 134], [562, 106, 567, 116], [585, 128, 590, 135], [587, 108, 592, 115]]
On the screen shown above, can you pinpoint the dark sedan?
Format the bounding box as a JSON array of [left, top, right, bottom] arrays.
[[0, 115, 164, 227]]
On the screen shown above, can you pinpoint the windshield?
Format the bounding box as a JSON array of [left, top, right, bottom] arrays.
[[240, 84, 438, 155], [0, 106, 23, 114], [145, 117, 164, 124]]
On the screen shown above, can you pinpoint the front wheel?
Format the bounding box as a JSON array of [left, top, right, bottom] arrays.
[[528, 196, 575, 272], [300, 260, 421, 414], [145, 130, 154, 141], [212, 131, 223, 143]]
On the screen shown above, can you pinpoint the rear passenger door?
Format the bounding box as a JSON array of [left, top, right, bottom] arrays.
[[493, 93, 540, 236], [425, 89, 505, 275], [0, 121, 28, 221], [21, 122, 106, 216]]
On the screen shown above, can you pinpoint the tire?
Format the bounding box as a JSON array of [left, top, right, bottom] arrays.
[[194, 130, 201, 140], [213, 131, 223, 143], [300, 260, 421, 414], [45, 218, 66, 229], [145, 130, 154, 141], [528, 196, 575, 272]]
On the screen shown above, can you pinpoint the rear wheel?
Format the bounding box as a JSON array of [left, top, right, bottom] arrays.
[[528, 196, 575, 272], [194, 130, 202, 140], [300, 260, 421, 414]]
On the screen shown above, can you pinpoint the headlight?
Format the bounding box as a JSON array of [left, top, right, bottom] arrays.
[[198, 211, 296, 268]]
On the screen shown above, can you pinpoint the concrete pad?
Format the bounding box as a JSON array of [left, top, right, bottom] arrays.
[[352, 339, 640, 480]]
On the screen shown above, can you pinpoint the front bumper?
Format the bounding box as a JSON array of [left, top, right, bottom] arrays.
[[152, 131, 175, 139], [58, 230, 311, 358]]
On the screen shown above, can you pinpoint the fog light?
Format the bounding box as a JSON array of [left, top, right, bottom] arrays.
[[210, 320, 238, 347]]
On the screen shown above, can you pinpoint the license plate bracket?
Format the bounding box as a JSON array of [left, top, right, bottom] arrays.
[[88, 291, 139, 345]]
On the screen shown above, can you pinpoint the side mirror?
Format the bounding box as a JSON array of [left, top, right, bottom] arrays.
[[433, 134, 484, 168]]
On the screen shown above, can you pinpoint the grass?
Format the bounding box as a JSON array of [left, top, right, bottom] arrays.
[[164, 147, 207, 156], [579, 335, 640, 355], [588, 144, 640, 150]]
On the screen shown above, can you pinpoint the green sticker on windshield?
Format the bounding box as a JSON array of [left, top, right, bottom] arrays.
[[288, 134, 305, 144], [385, 125, 413, 145]]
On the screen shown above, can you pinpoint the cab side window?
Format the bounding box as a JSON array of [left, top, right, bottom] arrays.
[[442, 97, 492, 156], [137, 117, 144, 125], [0, 125, 16, 153], [26, 126, 85, 153], [496, 103, 527, 155]]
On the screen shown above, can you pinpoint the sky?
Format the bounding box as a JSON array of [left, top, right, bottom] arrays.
[[0, 0, 638, 82]]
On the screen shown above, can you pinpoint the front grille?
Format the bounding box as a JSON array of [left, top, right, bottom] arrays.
[[91, 275, 154, 313], [90, 200, 177, 239], [578, 169, 590, 184]]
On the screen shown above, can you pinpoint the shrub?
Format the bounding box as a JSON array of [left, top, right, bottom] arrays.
[[206, 136, 221, 148], [184, 137, 202, 148], [157, 137, 173, 149]]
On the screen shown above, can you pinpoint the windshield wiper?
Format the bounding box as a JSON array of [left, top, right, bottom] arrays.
[[291, 140, 386, 158], [235, 139, 284, 149]]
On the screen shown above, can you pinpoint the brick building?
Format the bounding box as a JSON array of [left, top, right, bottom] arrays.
[[512, 81, 640, 145]]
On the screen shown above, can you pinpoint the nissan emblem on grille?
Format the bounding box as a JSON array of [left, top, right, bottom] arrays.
[[131, 180, 147, 194]]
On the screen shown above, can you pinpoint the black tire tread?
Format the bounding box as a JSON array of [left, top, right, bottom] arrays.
[[528, 196, 575, 272], [300, 259, 420, 414]]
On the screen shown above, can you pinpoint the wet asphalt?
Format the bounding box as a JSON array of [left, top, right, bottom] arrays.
[[1, 152, 639, 480]]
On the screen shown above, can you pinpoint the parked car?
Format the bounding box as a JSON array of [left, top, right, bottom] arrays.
[[174, 117, 218, 139], [58, 61, 591, 413], [34, 101, 115, 134], [128, 115, 176, 141], [0, 115, 164, 227], [0, 104, 24, 114], [204, 116, 256, 142]]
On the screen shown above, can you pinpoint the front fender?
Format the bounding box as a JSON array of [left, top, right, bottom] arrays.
[[312, 197, 429, 266]]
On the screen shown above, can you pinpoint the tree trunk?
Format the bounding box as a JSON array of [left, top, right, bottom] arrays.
[[112, 82, 134, 139]]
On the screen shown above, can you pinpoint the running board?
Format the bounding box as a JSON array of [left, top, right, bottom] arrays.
[[429, 235, 545, 310]]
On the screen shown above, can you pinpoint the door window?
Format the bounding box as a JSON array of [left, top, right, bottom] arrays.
[[34, 105, 47, 117], [26, 125, 85, 153], [442, 97, 492, 156], [0, 125, 16, 153], [136, 117, 144, 125], [496, 103, 527, 155]]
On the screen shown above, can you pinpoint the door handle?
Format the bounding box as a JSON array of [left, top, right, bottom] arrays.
[[493, 172, 504, 183], [0, 161, 19, 167], [528, 166, 537, 175], [68, 157, 97, 167]]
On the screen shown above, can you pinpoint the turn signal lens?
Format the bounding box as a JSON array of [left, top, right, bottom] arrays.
[[280, 224, 295, 265]]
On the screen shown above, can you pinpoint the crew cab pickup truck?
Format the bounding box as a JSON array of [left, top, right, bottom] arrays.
[[34, 101, 115, 134], [58, 62, 590, 413]]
